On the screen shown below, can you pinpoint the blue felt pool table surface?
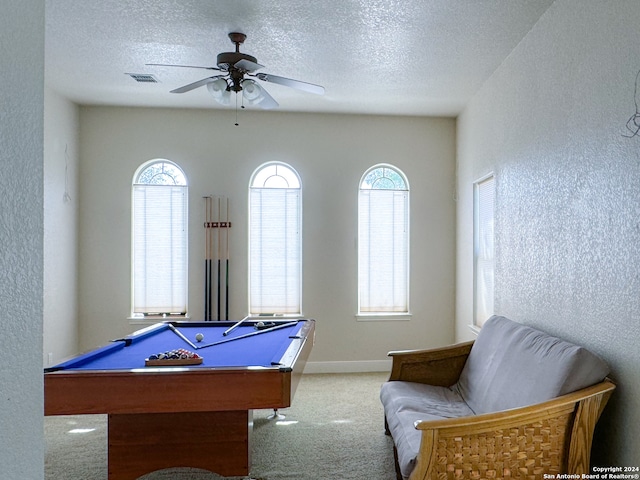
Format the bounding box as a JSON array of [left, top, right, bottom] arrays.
[[49, 319, 309, 371], [44, 319, 315, 479]]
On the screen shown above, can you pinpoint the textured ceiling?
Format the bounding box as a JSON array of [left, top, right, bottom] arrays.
[[45, 0, 554, 116]]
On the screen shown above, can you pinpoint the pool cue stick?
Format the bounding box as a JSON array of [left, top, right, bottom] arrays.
[[222, 315, 251, 336], [209, 196, 214, 320], [207, 196, 214, 320], [217, 196, 222, 320], [167, 324, 198, 350], [197, 321, 299, 349], [203, 197, 206, 320], [203, 196, 210, 321], [225, 198, 230, 320]]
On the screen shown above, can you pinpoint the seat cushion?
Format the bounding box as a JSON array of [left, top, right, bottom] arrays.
[[380, 380, 474, 418], [454, 315, 610, 415], [380, 381, 474, 479]]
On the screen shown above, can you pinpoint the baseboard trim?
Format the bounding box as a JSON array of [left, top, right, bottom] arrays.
[[304, 360, 392, 374]]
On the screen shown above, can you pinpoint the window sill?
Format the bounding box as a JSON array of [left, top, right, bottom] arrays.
[[355, 313, 412, 322], [468, 324, 481, 336], [129, 315, 190, 326], [247, 314, 303, 320]]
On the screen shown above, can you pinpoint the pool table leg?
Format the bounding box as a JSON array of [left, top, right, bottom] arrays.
[[107, 410, 252, 479]]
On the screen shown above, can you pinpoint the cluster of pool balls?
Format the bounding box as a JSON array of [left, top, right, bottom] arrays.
[[147, 349, 201, 361]]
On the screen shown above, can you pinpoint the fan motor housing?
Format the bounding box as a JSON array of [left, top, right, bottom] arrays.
[[217, 52, 258, 71]]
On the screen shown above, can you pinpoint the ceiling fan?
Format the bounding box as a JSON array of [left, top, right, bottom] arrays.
[[148, 32, 325, 109]]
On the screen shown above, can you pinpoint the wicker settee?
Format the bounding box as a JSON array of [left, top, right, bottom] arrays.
[[380, 315, 615, 480]]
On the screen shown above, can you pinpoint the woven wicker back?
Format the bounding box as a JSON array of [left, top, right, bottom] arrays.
[[430, 415, 571, 479]]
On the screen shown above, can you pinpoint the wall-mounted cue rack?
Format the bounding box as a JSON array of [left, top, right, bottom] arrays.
[[203, 195, 231, 321]]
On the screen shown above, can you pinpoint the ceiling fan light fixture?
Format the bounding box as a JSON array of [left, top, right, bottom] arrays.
[[151, 32, 324, 114], [242, 79, 265, 104], [207, 77, 231, 105]]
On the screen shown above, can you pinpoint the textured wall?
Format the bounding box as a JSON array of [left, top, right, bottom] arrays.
[[43, 89, 80, 366], [0, 0, 45, 477], [457, 0, 639, 466]]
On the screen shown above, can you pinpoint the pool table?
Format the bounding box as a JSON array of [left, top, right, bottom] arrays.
[[44, 318, 315, 479]]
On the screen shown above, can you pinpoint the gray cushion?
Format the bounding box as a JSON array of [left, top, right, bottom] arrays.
[[380, 381, 474, 419], [454, 315, 610, 415], [380, 381, 473, 479]]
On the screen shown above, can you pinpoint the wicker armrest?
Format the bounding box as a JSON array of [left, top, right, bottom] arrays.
[[408, 379, 616, 480], [387, 341, 473, 386]]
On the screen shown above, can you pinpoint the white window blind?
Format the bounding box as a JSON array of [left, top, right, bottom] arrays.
[[474, 175, 495, 327], [249, 163, 302, 315], [132, 161, 188, 315], [358, 165, 409, 314]]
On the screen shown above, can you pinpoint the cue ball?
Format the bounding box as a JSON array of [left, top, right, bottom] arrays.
[[195, 333, 204, 342], [256, 321, 264, 327]]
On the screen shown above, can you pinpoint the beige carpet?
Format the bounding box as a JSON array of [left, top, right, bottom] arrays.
[[45, 372, 397, 479]]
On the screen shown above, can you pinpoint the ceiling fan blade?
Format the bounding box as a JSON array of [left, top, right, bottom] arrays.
[[146, 63, 221, 71], [170, 76, 220, 94], [234, 59, 264, 73], [255, 73, 325, 95], [256, 87, 279, 109]]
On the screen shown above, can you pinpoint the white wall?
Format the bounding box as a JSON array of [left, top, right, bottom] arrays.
[[77, 107, 456, 369], [0, 0, 45, 477], [457, 0, 640, 465], [44, 89, 80, 366]]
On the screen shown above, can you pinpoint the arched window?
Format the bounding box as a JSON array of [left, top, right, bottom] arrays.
[[358, 164, 410, 314], [132, 160, 188, 317], [249, 162, 302, 315]]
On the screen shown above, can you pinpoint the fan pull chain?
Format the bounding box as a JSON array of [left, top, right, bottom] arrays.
[[234, 92, 239, 126]]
